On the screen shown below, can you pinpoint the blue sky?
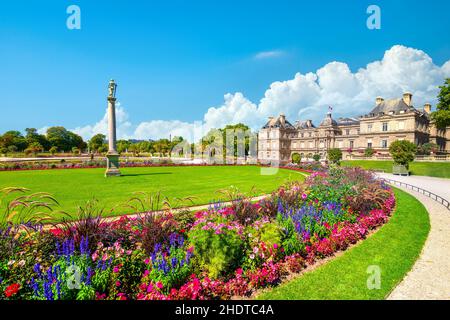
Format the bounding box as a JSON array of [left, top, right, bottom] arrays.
[[1, 0, 449, 139]]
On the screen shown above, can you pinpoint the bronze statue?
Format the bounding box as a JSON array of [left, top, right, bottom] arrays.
[[108, 79, 117, 98]]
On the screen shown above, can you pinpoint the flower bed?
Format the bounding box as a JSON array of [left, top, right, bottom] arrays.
[[0, 160, 266, 172], [0, 167, 395, 300]]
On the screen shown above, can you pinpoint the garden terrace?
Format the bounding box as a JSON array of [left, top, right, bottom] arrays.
[[0, 166, 411, 300]]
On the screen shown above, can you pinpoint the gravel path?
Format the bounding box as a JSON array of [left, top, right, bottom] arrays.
[[377, 173, 450, 300]]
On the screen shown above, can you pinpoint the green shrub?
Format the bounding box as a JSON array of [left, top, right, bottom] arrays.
[[327, 148, 342, 165], [364, 147, 375, 157], [188, 219, 244, 279], [313, 154, 320, 162], [389, 140, 417, 169], [291, 153, 301, 164]]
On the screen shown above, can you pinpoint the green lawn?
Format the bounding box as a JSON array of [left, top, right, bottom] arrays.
[[0, 166, 303, 219], [341, 160, 450, 178], [257, 188, 430, 300]]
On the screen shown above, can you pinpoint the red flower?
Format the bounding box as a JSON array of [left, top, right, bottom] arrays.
[[49, 228, 63, 237], [5, 283, 20, 298]]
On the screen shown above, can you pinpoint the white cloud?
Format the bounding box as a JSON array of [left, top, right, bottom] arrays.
[[59, 45, 450, 142], [71, 103, 133, 140], [134, 120, 205, 142], [254, 50, 284, 59]]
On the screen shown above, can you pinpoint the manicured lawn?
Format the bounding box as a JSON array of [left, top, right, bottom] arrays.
[[257, 188, 430, 300], [0, 166, 303, 219], [341, 160, 450, 178]]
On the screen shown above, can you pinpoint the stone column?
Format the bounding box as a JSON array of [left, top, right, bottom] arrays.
[[105, 79, 121, 177]]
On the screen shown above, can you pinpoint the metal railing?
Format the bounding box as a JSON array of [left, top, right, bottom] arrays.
[[382, 178, 450, 211]]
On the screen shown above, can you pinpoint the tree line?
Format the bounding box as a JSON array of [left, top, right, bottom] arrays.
[[0, 127, 86, 156], [0, 123, 254, 158]]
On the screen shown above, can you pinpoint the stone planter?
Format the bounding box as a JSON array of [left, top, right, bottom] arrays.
[[392, 164, 409, 176]]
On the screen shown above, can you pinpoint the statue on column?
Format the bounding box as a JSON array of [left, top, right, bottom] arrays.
[[105, 79, 121, 177]]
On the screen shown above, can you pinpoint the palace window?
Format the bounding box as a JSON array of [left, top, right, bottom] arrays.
[[382, 122, 388, 132], [367, 139, 373, 148], [367, 124, 372, 132], [301, 133, 304, 138], [309, 132, 312, 137], [381, 140, 388, 148], [349, 140, 354, 148], [345, 129, 350, 135]]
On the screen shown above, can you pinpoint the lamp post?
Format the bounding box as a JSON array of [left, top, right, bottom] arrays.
[[105, 79, 121, 177]]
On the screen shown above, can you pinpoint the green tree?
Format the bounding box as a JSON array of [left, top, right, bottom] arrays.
[[364, 147, 375, 157], [327, 148, 343, 165], [389, 140, 417, 169], [72, 147, 81, 155], [313, 154, 320, 162], [49, 146, 58, 155], [25, 128, 50, 151], [97, 144, 108, 154], [431, 78, 450, 129], [291, 153, 301, 164], [88, 134, 106, 153], [24, 142, 43, 156], [417, 142, 438, 155], [46, 127, 86, 152], [7, 145, 18, 154], [117, 140, 131, 154], [0, 131, 27, 151]]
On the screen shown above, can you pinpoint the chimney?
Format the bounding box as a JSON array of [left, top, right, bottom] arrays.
[[279, 113, 286, 125], [403, 92, 413, 107], [424, 103, 431, 113], [376, 96, 384, 105]]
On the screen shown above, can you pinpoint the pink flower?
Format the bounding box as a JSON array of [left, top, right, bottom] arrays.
[[144, 258, 150, 265], [301, 193, 308, 200], [113, 266, 120, 273], [273, 243, 278, 249], [115, 281, 121, 287], [156, 281, 164, 289]]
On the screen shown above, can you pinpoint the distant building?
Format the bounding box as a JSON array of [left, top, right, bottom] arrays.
[[258, 93, 450, 163]]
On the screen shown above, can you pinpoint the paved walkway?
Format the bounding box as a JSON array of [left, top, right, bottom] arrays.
[[377, 173, 450, 300]]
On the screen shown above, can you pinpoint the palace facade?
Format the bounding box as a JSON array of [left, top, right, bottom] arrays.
[[257, 93, 450, 163]]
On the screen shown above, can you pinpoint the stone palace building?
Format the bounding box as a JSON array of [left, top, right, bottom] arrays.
[[257, 92, 450, 163]]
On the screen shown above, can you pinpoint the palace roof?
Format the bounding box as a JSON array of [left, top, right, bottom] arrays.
[[262, 115, 295, 129], [366, 98, 415, 116]]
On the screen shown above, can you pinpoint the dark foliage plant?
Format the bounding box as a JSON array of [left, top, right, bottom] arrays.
[[136, 213, 177, 255]]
